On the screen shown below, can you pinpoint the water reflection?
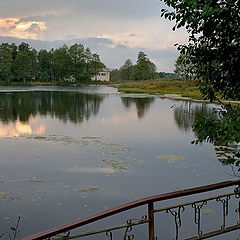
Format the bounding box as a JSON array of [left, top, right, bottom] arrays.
[[192, 106, 240, 172], [0, 91, 104, 124], [0, 120, 45, 138], [121, 97, 155, 119], [0, 87, 238, 239], [174, 101, 240, 173], [174, 102, 213, 133]]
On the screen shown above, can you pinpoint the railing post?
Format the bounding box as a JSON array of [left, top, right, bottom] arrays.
[[148, 202, 155, 240]]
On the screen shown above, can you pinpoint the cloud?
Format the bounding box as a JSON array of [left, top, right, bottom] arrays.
[[0, 0, 69, 18], [0, 0, 186, 71], [0, 0, 163, 20], [0, 17, 47, 39], [0, 0, 180, 46], [25, 23, 42, 34]]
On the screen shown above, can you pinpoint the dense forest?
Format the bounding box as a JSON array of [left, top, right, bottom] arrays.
[[0, 42, 178, 83], [0, 42, 105, 82]]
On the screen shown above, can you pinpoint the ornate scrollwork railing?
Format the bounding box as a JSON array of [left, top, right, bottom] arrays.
[[21, 180, 240, 240]]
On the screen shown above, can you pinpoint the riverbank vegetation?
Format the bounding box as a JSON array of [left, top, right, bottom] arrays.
[[118, 79, 202, 99]]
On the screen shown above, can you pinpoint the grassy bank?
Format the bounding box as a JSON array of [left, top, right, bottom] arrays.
[[0, 81, 87, 87], [0, 80, 113, 87], [118, 79, 203, 100]]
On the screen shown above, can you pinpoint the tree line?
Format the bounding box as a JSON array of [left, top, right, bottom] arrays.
[[0, 42, 105, 82]]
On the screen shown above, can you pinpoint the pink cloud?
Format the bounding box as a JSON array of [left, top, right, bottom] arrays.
[[0, 17, 47, 39]]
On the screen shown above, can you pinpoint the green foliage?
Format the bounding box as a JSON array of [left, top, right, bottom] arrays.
[[161, 0, 240, 102], [38, 49, 52, 81], [0, 43, 13, 82], [0, 42, 105, 83], [119, 59, 133, 80], [12, 48, 37, 82], [88, 53, 106, 80], [110, 69, 121, 82], [68, 43, 85, 80], [52, 45, 72, 81]]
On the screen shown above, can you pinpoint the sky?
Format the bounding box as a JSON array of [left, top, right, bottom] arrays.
[[0, 0, 188, 72]]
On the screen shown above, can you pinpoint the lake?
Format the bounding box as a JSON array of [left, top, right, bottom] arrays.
[[0, 86, 238, 239]]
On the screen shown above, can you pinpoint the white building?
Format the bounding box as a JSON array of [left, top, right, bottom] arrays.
[[91, 68, 111, 82]]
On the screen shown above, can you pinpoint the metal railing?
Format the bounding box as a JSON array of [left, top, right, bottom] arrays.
[[21, 180, 240, 240]]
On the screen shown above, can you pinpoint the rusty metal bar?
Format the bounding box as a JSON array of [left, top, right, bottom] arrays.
[[154, 192, 235, 213], [184, 223, 240, 240], [51, 218, 149, 240], [21, 180, 240, 240], [148, 202, 155, 240]]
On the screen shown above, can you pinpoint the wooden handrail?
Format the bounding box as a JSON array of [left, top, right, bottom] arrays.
[[21, 180, 240, 240]]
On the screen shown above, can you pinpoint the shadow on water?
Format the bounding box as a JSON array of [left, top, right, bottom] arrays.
[[0, 91, 105, 124]]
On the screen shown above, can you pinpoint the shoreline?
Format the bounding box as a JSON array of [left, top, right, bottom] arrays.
[[1, 81, 239, 105]]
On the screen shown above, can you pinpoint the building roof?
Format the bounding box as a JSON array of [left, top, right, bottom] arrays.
[[100, 68, 112, 72]]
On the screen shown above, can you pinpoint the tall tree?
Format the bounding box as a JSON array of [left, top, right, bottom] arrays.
[[119, 59, 133, 80], [0, 43, 13, 82], [82, 48, 105, 81], [52, 45, 72, 81], [90, 53, 105, 77], [131, 51, 157, 80], [68, 43, 86, 81], [13, 51, 33, 82], [38, 49, 52, 81], [12, 43, 38, 82]]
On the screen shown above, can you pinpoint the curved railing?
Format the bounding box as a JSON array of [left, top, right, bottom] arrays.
[[21, 180, 240, 240]]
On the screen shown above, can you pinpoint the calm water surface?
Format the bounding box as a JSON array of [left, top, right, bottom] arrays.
[[0, 86, 238, 239]]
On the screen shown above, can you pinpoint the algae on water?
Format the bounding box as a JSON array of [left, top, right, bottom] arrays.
[[0, 192, 21, 201], [102, 159, 128, 171], [78, 187, 101, 193], [202, 209, 213, 215], [156, 154, 185, 163], [98, 148, 120, 155]]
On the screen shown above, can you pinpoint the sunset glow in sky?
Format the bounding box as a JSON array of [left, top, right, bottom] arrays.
[[0, 17, 46, 39], [0, 0, 188, 72]]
